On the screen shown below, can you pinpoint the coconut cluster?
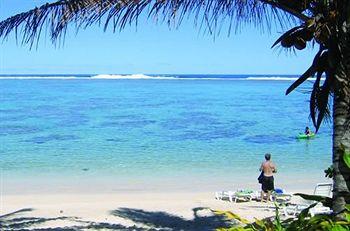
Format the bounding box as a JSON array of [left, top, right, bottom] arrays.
[[281, 28, 313, 50]]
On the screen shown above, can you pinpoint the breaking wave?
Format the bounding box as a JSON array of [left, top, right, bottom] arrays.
[[90, 74, 178, 79], [0, 74, 323, 81]]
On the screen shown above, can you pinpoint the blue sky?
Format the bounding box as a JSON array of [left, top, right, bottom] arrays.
[[0, 0, 316, 75]]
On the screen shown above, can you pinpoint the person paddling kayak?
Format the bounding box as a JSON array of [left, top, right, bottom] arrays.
[[297, 126, 315, 139], [305, 126, 311, 135]]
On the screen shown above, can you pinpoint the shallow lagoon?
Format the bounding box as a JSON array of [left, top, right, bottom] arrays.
[[0, 77, 332, 192]]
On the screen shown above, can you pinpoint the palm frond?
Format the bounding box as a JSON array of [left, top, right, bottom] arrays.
[[310, 75, 332, 132], [310, 70, 323, 129], [285, 48, 324, 95], [0, 0, 117, 46], [309, 51, 332, 132], [0, 0, 302, 46], [271, 25, 303, 48]]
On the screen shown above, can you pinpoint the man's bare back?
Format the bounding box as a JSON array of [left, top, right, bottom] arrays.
[[260, 160, 276, 177]]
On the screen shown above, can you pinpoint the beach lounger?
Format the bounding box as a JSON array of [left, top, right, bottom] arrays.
[[215, 189, 255, 202], [313, 182, 333, 197], [252, 189, 290, 202], [282, 183, 333, 217], [272, 188, 292, 203], [215, 191, 235, 202]]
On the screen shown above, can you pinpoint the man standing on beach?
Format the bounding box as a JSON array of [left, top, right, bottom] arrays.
[[259, 153, 277, 202]]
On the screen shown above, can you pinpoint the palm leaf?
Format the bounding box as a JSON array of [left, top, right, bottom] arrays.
[[0, 0, 305, 45], [271, 25, 303, 48], [341, 144, 350, 169], [285, 49, 323, 95], [298, 202, 318, 219], [294, 193, 333, 208], [315, 73, 332, 131], [212, 210, 250, 224], [309, 50, 332, 131], [286, 65, 316, 95], [310, 70, 323, 128]]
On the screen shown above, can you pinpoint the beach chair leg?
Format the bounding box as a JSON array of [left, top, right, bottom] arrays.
[[215, 192, 224, 200], [310, 210, 315, 217], [282, 207, 287, 217], [229, 195, 234, 202]]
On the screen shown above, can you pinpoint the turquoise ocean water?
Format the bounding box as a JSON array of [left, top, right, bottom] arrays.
[[0, 75, 332, 193]]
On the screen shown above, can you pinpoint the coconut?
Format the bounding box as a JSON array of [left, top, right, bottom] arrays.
[[281, 36, 294, 48], [301, 29, 314, 41], [294, 37, 306, 50]]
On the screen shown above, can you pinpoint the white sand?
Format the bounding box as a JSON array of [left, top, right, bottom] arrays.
[[0, 175, 330, 230], [0, 189, 314, 230]]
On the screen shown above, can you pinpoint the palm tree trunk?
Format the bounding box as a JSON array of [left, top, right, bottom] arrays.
[[333, 83, 350, 216], [332, 24, 350, 216]]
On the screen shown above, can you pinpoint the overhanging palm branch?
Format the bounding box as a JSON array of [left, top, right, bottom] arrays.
[[0, 0, 303, 45], [0, 0, 335, 131]]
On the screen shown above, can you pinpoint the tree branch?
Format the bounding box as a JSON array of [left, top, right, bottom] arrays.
[[261, 0, 310, 22]]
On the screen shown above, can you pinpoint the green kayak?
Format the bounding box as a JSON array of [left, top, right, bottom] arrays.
[[297, 133, 315, 139]]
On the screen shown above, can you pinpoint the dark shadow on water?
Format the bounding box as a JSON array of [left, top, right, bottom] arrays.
[[23, 134, 80, 144], [243, 134, 294, 144], [99, 119, 157, 129], [105, 138, 126, 143], [175, 128, 243, 141], [0, 207, 233, 231], [0, 124, 42, 136]]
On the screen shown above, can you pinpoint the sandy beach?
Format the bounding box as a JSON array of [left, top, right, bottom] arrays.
[[0, 185, 317, 230], [0, 192, 281, 230]]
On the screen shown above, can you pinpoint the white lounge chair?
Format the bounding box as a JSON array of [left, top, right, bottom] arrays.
[[273, 188, 293, 203], [215, 190, 234, 202], [215, 189, 255, 203], [252, 188, 291, 203], [282, 183, 333, 217]]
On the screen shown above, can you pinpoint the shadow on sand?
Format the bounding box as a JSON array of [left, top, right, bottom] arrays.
[[0, 207, 233, 230], [0, 208, 77, 230]]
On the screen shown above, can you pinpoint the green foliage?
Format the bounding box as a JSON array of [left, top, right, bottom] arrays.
[[340, 144, 350, 169], [294, 193, 332, 208], [215, 204, 350, 231], [324, 165, 334, 178], [213, 210, 250, 225]]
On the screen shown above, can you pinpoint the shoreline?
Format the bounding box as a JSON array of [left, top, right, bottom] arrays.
[[1, 173, 330, 195]]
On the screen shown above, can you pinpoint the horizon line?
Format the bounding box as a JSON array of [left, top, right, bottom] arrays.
[[0, 73, 301, 76]]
